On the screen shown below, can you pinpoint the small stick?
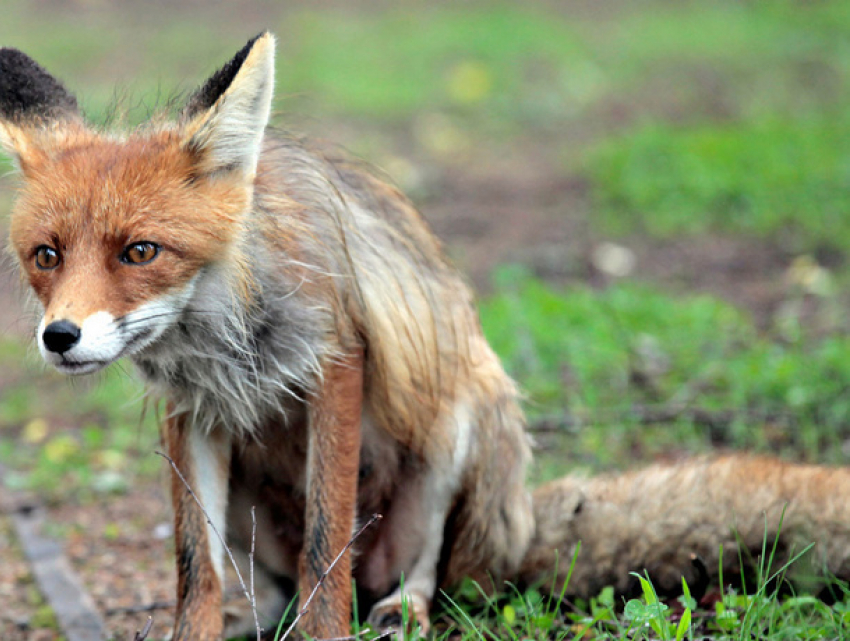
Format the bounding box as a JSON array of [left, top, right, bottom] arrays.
[[319, 631, 395, 641], [249, 505, 260, 640], [132, 617, 153, 641], [107, 601, 175, 616], [282, 513, 382, 640]]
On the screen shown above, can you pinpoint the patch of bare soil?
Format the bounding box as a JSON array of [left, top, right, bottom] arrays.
[[56, 485, 177, 639], [633, 233, 792, 324], [0, 483, 177, 640], [419, 157, 794, 328]]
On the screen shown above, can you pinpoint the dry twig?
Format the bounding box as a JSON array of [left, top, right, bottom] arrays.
[[249, 505, 260, 638], [107, 601, 175, 616], [281, 513, 382, 640], [319, 631, 395, 641], [131, 617, 153, 641]]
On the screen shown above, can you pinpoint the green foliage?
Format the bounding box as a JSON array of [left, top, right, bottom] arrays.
[[422, 565, 849, 640], [586, 116, 850, 251], [0, 2, 586, 128], [623, 573, 673, 640], [595, 1, 850, 83], [573, 0, 850, 262], [615, 572, 849, 641], [440, 581, 572, 640], [480, 269, 850, 465]]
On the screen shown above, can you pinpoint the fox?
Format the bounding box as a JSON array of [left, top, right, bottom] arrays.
[[523, 455, 850, 601], [3, 33, 849, 641], [0, 33, 533, 638]]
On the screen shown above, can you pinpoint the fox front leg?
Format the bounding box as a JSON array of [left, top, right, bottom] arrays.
[[164, 411, 232, 641], [297, 349, 364, 638]]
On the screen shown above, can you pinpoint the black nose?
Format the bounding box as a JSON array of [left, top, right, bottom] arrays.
[[42, 320, 81, 354]]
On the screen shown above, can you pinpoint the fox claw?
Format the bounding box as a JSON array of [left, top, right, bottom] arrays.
[[367, 592, 430, 637]]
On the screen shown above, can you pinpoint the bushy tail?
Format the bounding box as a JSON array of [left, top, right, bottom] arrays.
[[518, 455, 850, 600]]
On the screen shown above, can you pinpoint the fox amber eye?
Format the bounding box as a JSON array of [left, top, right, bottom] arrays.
[[121, 242, 160, 265], [34, 245, 60, 270]]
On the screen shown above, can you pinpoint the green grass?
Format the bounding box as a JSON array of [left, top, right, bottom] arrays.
[[0, 3, 588, 128], [436, 540, 850, 640], [257, 570, 850, 640], [2, 2, 847, 126], [0, 340, 158, 501], [585, 115, 850, 252], [280, 7, 586, 121], [481, 268, 850, 469], [572, 2, 850, 266]]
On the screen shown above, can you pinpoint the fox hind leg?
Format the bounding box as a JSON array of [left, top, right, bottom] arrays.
[[440, 396, 533, 594], [364, 404, 478, 634], [364, 471, 453, 635]]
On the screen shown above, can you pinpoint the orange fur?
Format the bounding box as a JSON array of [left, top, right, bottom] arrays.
[[10, 132, 253, 324], [298, 348, 364, 636], [164, 409, 228, 640]]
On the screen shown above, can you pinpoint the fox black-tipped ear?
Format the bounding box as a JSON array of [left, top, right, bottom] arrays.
[[0, 48, 78, 123], [0, 48, 80, 169], [182, 32, 275, 178]]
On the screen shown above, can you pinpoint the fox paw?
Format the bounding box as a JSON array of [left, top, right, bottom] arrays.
[[367, 592, 430, 637]]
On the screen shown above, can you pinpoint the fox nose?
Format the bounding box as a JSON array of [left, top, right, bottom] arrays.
[[42, 320, 82, 354]]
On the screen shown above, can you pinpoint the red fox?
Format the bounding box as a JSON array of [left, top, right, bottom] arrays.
[[3, 34, 848, 640], [523, 455, 850, 600], [1, 33, 533, 638]]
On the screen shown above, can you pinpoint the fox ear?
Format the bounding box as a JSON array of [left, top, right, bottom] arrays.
[[0, 48, 80, 171], [182, 32, 275, 178]]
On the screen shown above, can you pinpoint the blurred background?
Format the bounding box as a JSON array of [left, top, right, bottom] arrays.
[[1, 0, 849, 637]]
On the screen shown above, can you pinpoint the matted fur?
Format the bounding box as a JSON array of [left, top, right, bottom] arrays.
[[523, 455, 850, 599], [133, 131, 496, 449]]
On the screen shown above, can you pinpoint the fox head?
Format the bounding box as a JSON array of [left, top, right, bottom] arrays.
[[0, 33, 275, 374]]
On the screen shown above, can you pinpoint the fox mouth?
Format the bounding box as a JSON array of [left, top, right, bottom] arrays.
[[55, 359, 109, 375], [50, 327, 155, 376]]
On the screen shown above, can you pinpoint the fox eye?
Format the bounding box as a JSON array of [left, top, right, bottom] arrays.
[[34, 245, 60, 270], [121, 241, 160, 265]]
